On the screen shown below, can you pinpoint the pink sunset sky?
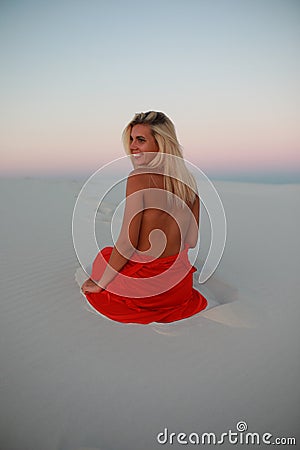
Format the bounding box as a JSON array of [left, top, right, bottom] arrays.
[[1, 1, 299, 181]]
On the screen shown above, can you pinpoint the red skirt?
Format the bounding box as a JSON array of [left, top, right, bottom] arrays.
[[84, 245, 207, 324]]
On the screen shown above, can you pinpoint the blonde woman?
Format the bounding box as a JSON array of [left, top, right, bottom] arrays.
[[81, 111, 207, 323]]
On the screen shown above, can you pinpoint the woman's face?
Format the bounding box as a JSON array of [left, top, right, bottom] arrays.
[[129, 124, 159, 165]]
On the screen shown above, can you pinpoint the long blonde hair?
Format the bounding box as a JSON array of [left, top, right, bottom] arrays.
[[122, 111, 197, 207]]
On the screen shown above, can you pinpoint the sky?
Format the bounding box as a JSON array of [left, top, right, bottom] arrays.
[[0, 0, 299, 182]]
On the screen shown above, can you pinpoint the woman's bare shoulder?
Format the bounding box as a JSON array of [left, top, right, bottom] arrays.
[[128, 168, 155, 185], [126, 169, 151, 194], [129, 167, 157, 176]]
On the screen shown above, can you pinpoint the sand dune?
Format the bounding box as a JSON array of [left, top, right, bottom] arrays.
[[0, 176, 299, 449]]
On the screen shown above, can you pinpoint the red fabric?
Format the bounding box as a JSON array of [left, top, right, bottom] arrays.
[[84, 245, 207, 324]]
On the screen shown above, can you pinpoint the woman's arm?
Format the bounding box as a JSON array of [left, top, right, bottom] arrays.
[[94, 171, 145, 289]]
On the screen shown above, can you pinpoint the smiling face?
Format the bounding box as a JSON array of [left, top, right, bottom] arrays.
[[129, 124, 159, 166]]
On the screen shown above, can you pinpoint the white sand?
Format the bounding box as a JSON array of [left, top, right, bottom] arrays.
[[0, 176, 299, 450]]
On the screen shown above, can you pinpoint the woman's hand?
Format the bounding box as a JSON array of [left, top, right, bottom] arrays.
[[81, 278, 104, 294]]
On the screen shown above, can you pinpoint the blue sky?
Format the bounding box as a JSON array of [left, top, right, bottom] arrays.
[[1, 0, 299, 181]]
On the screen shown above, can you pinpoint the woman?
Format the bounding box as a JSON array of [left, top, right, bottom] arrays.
[[81, 111, 207, 323]]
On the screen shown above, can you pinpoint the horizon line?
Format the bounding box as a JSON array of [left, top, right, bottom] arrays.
[[1, 169, 300, 185]]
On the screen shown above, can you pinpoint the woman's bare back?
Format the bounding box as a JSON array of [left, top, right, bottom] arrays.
[[134, 172, 199, 258]]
